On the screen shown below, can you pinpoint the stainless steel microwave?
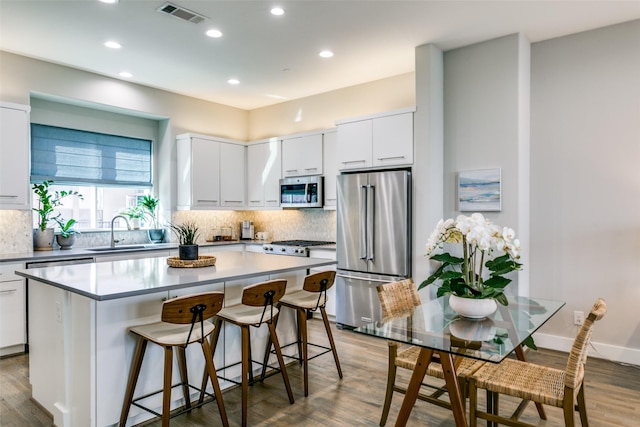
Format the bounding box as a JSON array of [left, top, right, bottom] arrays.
[[280, 175, 323, 208]]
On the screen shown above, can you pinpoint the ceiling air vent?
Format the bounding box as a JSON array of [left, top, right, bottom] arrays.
[[157, 2, 208, 24]]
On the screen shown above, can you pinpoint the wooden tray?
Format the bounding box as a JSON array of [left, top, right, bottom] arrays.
[[167, 255, 216, 268]]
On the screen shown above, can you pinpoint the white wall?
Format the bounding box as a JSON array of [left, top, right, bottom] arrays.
[[442, 33, 530, 296], [529, 20, 640, 362]]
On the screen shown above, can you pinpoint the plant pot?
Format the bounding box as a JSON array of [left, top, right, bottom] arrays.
[[148, 228, 165, 243], [33, 228, 55, 251], [449, 294, 497, 319], [56, 234, 76, 250], [130, 218, 141, 230], [179, 244, 198, 260]]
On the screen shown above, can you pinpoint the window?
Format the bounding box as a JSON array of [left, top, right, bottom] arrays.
[[30, 124, 154, 231]]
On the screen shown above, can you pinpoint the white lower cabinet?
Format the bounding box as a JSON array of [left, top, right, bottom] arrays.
[[0, 263, 26, 354]]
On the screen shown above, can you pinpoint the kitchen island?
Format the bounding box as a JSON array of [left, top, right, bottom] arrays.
[[17, 251, 336, 427]]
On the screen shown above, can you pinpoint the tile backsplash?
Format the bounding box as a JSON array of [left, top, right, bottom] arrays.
[[0, 208, 336, 255]]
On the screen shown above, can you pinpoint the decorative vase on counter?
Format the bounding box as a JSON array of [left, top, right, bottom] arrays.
[[56, 234, 76, 250], [179, 244, 198, 260], [449, 317, 497, 342], [33, 228, 55, 251], [148, 228, 165, 243], [449, 294, 498, 319]]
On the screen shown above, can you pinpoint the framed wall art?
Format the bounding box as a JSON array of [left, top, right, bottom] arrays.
[[458, 168, 502, 212]]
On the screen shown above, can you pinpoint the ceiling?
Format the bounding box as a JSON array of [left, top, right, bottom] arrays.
[[2, 1, 639, 110]]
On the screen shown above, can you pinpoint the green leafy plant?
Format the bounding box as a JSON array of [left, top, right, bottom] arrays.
[[418, 213, 522, 306], [121, 205, 144, 220], [139, 195, 160, 229], [32, 180, 83, 231], [169, 221, 200, 245], [54, 218, 80, 238]]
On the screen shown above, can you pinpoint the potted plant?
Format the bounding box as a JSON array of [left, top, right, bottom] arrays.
[[32, 180, 83, 251], [139, 194, 165, 243], [54, 218, 80, 250], [169, 221, 200, 260], [419, 213, 522, 319], [121, 205, 144, 230]]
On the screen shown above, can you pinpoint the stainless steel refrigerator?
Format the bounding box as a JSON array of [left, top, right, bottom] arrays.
[[335, 169, 412, 328]]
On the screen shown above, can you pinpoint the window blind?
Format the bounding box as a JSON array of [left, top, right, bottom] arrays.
[[30, 124, 152, 187]]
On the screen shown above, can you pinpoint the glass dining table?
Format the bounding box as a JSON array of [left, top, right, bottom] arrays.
[[353, 295, 565, 427]]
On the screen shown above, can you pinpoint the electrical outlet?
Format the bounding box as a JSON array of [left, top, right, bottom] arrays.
[[573, 310, 584, 326]]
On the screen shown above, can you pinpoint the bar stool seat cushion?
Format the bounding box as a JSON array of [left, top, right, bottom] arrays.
[[279, 289, 327, 310], [131, 320, 215, 346], [217, 305, 280, 325]]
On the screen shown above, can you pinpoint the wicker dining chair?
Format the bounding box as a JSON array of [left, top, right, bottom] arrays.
[[376, 279, 486, 426], [468, 298, 607, 427]]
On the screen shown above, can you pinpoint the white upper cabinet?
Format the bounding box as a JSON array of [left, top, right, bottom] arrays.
[[336, 108, 415, 170], [0, 102, 31, 210], [176, 133, 245, 210], [247, 139, 281, 208], [282, 133, 323, 177], [220, 142, 246, 207], [322, 130, 338, 209]]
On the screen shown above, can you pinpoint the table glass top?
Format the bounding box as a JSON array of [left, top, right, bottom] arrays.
[[354, 295, 565, 363]]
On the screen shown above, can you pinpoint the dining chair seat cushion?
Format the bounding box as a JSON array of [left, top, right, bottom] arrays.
[[396, 345, 486, 379], [279, 289, 327, 310], [130, 320, 215, 346], [472, 358, 567, 407], [217, 304, 280, 325]]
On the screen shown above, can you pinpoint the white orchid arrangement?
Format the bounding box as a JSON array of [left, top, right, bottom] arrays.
[[418, 213, 522, 306]]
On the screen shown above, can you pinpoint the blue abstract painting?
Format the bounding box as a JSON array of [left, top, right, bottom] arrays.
[[458, 168, 501, 211]]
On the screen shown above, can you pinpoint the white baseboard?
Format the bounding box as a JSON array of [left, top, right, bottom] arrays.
[[535, 333, 640, 367]]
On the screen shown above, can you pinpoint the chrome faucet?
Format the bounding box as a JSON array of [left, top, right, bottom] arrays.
[[110, 215, 131, 248]]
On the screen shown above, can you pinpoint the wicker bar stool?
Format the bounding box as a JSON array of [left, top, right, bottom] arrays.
[[199, 279, 294, 427], [260, 270, 343, 397], [119, 292, 228, 427], [376, 279, 486, 426], [469, 298, 607, 427]]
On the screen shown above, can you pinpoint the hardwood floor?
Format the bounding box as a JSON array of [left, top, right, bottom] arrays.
[[1, 319, 639, 426]]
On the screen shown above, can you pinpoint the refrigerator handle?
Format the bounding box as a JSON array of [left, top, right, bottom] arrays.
[[336, 273, 394, 283], [359, 184, 367, 260], [367, 184, 375, 261]]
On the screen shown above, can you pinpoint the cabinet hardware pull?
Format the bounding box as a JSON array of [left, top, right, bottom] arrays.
[[341, 160, 366, 165], [250, 200, 261, 203], [377, 156, 405, 161], [266, 199, 278, 202], [197, 199, 218, 203], [0, 195, 18, 198], [326, 198, 337, 201], [0, 289, 17, 294], [304, 168, 317, 171], [285, 169, 298, 173], [224, 200, 242, 203]]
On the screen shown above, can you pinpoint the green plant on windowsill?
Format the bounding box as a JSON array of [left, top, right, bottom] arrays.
[[139, 195, 160, 229], [54, 218, 80, 238], [32, 180, 83, 231]]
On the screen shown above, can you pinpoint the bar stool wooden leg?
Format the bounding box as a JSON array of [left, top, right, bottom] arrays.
[[297, 308, 309, 397], [199, 317, 223, 405], [320, 306, 343, 378], [268, 317, 295, 404], [241, 325, 250, 427], [201, 338, 229, 427], [162, 346, 173, 427], [119, 337, 148, 427], [176, 346, 191, 410]]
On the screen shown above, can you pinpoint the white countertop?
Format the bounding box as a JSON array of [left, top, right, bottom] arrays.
[[16, 251, 336, 301]]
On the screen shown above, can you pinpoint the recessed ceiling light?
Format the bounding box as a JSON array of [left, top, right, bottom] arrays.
[[99, 0, 119, 4], [228, 78, 240, 85], [104, 41, 121, 49], [270, 7, 285, 16], [118, 71, 132, 78], [206, 29, 222, 38], [319, 50, 334, 58]]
